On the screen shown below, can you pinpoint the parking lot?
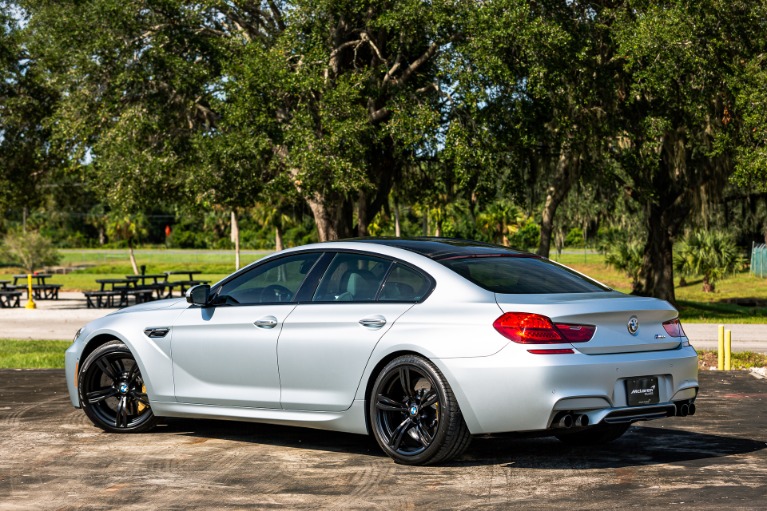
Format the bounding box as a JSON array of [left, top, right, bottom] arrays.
[[0, 369, 764, 510]]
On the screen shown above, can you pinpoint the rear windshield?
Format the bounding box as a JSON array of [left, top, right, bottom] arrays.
[[439, 256, 610, 294]]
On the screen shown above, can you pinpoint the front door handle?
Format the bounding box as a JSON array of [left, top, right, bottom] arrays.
[[359, 316, 386, 329], [254, 316, 278, 329]]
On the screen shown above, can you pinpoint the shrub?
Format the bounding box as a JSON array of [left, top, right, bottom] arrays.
[[605, 240, 644, 292], [674, 230, 744, 292], [1, 230, 61, 272]]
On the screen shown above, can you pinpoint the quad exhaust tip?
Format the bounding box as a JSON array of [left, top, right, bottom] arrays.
[[555, 413, 589, 429], [675, 401, 696, 417]]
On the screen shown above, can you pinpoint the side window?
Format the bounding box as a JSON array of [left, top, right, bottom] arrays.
[[313, 253, 391, 302], [379, 264, 431, 302], [216, 253, 321, 305]]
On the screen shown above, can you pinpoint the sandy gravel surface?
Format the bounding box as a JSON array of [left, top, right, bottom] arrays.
[[0, 370, 764, 510]]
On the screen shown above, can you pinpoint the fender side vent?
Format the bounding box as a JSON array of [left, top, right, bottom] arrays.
[[144, 327, 170, 338]]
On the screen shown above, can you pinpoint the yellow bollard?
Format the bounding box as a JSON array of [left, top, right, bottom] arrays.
[[24, 273, 36, 309], [724, 329, 732, 370], [717, 324, 724, 370]]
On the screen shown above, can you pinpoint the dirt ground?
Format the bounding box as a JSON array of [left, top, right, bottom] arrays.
[[0, 370, 765, 510]]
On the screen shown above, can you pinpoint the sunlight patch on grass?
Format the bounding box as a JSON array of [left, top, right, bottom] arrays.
[[0, 340, 70, 369]]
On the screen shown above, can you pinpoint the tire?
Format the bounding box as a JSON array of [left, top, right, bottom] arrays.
[[555, 423, 631, 445], [369, 355, 471, 465], [78, 340, 158, 433]]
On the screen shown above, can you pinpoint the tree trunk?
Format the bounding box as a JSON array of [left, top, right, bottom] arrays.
[[305, 194, 353, 241], [231, 211, 240, 270], [702, 275, 714, 293], [275, 227, 284, 251], [636, 212, 677, 304], [537, 151, 580, 258], [356, 192, 368, 237], [394, 200, 401, 237], [128, 244, 139, 275], [633, 134, 692, 305]]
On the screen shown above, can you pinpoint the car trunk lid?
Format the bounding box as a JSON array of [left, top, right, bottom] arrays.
[[495, 292, 682, 354]]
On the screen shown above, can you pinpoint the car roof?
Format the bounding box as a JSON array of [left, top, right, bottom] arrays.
[[332, 237, 536, 261]]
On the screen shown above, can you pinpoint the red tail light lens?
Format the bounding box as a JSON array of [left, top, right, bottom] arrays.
[[662, 318, 686, 338], [493, 312, 595, 344], [554, 323, 597, 342]]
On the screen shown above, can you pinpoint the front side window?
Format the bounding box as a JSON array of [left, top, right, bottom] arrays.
[[313, 253, 391, 302], [216, 252, 321, 305]]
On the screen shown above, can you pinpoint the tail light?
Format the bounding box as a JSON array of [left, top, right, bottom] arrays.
[[493, 312, 595, 344], [662, 318, 686, 338]]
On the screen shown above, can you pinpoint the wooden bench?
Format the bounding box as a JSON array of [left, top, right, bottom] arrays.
[[0, 291, 22, 308], [126, 289, 154, 304], [84, 290, 127, 309], [33, 284, 62, 300]]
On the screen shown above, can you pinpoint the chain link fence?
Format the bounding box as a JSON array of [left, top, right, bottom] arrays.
[[751, 243, 767, 278]]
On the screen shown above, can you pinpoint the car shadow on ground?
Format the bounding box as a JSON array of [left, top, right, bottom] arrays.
[[156, 418, 765, 468]]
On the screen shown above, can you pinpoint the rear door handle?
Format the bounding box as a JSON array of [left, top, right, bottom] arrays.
[[359, 316, 386, 329], [254, 316, 278, 329]]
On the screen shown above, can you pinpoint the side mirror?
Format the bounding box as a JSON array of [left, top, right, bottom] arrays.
[[186, 284, 211, 306]]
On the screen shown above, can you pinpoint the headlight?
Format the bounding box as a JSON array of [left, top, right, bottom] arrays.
[[73, 328, 82, 343]]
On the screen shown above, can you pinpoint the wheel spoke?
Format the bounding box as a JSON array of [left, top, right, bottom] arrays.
[[115, 396, 129, 428], [95, 357, 118, 381], [389, 417, 412, 450], [126, 363, 140, 385], [398, 367, 413, 398], [376, 394, 407, 412], [415, 423, 433, 448], [131, 391, 150, 407], [86, 387, 117, 404], [420, 390, 438, 409]]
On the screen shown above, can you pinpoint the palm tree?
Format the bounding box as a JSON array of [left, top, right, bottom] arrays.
[[674, 231, 743, 292], [605, 240, 644, 293]]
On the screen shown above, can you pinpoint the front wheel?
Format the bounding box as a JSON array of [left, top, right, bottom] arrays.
[[369, 355, 471, 465], [78, 340, 157, 433]]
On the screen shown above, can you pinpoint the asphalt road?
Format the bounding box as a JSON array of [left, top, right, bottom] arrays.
[[0, 370, 765, 510]]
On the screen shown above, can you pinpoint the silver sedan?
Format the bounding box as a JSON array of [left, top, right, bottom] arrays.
[[65, 238, 699, 465]]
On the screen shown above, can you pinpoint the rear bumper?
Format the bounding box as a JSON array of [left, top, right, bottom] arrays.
[[434, 343, 699, 435]]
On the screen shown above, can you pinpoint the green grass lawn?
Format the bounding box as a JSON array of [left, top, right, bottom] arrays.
[[554, 252, 767, 323], [0, 248, 271, 291], [0, 340, 71, 369], [2, 248, 766, 322]]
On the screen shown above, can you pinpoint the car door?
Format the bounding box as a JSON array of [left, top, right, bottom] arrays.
[[171, 252, 322, 408], [277, 253, 433, 411]]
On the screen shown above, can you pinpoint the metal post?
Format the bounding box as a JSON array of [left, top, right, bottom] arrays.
[[717, 325, 724, 370], [24, 274, 36, 309], [724, 330, 732, 371]]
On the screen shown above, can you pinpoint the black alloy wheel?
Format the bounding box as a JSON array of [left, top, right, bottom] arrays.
[[78, 340, 157, 433], [370, 355, 471, 465]]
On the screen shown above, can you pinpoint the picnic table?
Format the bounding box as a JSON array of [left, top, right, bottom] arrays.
[[83, 278, 152, 309], [126, 274, 168, 299], [0, 280, 21, 308], [11, 274, 61, 300], [163, 271, 209, 298]]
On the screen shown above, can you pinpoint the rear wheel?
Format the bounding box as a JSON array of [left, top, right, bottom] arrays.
[[555, 423, 631, 445], [78, 340, 157, 433], [369, 355, 471, 465]]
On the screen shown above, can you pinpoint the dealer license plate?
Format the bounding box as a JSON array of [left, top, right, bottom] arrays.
[[626, 376, 660, 406]]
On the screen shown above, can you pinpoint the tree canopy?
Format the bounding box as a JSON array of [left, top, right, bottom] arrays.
[[3, 0, 767, 304]]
